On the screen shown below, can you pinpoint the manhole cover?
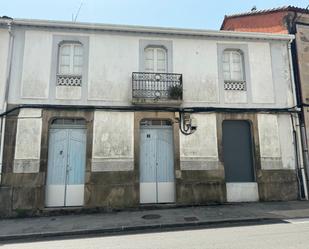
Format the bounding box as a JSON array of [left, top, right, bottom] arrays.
[[142, 214, 161, 220], [184, 216, 199, 222]]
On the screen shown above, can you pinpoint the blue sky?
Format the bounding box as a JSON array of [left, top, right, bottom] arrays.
[[1, 0, 308, 29]]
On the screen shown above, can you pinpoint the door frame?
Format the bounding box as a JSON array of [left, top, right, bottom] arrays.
[[40, 111, 94, 209], [134, 112, 180, 205], [45, 119, 87, 207], [139, 122, 175, 204]]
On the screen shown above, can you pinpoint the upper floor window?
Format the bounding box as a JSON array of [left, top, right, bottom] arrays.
[[144, 47, 167, 73], [57, 42, 83, 86], [222, 49, 246, 91]]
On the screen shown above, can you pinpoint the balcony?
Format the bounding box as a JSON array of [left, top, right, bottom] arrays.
[[132, 72, 183, 105]]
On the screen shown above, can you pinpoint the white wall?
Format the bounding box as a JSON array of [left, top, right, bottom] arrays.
[[92, 111, 134, 171], [7, 27, 294, 109], [257, 114, 295, 170], [13, 108, 42, 173], [88, 34, 138, 102], [173, 40, 219, 104], [249, 42, 274, 104], [0, 29, 9, 112], [278, 115, 295, 169], [179, 113, 220, 170], [21, 31, 52, 99]]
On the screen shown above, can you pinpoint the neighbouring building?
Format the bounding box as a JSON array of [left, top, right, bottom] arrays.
[[0, 17, 303, 217], [221, 6, 309, 194]]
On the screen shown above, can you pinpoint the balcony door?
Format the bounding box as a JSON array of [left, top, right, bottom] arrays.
[[144, 47, 167, 73]]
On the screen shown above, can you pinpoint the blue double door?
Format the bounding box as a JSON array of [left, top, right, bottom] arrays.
[[140, 125, 175, 204], [45, 127, 86, 207]]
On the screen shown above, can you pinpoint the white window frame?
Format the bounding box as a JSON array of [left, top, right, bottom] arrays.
[[58, 41, 83, 76], [222, 49, 245, 82], [144, 46, 168, 73]]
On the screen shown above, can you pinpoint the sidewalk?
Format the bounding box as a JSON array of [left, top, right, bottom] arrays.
[[1, 201, 309, 241]]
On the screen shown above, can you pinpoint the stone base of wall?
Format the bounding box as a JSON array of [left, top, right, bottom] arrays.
[[176, 170, 226, 204], [257, 170, 298, 201], [0, 186, 12, 217], [0, 173, 45, 217], [84, 172, 138, 208], [0, 169, 300, 217], [177, 182, 226, 204]]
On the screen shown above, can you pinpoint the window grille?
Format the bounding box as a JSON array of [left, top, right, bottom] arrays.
[[224, 81, 246, 91]]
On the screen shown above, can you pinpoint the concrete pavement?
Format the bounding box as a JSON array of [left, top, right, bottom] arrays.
[[4, 220, 309, 249], [1, 201, 309, 241]]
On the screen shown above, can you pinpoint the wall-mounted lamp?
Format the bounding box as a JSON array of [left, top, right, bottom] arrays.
[[177, 112, 197, 135]]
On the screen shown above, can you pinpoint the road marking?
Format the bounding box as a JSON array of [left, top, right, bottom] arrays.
[[283, 218, 309, 224]]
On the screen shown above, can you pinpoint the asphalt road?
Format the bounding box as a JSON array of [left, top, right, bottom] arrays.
[[2, 219, 309, 249]]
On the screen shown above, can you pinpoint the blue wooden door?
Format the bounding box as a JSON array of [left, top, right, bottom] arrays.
[[46, 127, 86, 207], [156, 127, 175, 203], [140, 125, 175, 204]]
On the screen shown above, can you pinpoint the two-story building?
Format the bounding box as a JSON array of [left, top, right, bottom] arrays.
[[0, 17, 304, 216], [221, 5, 309, 197]]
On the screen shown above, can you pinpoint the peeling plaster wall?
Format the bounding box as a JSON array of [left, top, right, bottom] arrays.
[[270, 42, 294, 107], [277, 115, 295, 169], [92, 111, 134, 171], [224, 91, 247, 104], [87, 34, 138, 102], [258, 114, 284, 170], [55, 86, 81, 100], [21, 31, 52, 99], [179, 114, 220, 170], [13, 108, 42, 173], [173, 40, 219, 104]]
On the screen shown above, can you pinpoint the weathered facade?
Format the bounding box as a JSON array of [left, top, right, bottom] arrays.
[[0, 17, 301, 216], [221, 5, 309, 199]]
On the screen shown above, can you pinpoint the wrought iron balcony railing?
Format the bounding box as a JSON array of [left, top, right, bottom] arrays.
[[132, 72, 183, 103]]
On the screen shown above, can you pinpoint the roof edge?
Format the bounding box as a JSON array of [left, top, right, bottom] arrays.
[[0, 18, 294, 41], [224, 5, 309, 19]]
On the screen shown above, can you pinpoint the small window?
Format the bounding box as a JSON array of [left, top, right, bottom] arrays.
[[57, 42, 83, 86], [51, 118, 86, 125], [140, 119, 172, 127], [144, 47, 167, 73], [222, 50, 246, 91]]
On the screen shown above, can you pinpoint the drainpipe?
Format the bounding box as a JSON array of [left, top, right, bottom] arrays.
[[0, 19, 14, 184], [288, 38, 309, 200], [288, 39, 298, 109], [292, 113, 308, 200]]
